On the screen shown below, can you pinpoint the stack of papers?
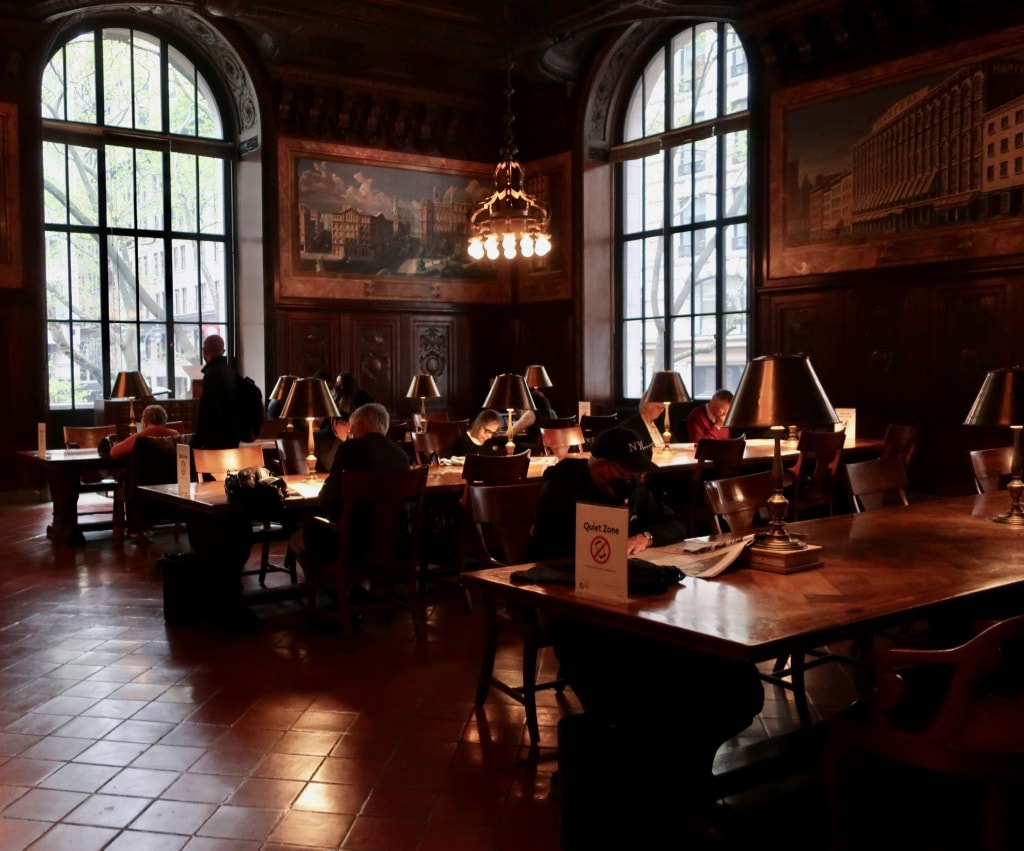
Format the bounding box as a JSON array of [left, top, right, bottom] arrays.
[[641, 535, 754, 579]]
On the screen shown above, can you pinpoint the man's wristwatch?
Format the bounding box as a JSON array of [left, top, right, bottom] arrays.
[[642, 531, 654, 545]]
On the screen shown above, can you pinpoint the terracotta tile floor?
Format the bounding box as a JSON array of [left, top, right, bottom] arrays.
[[0, 496, 860, 850]]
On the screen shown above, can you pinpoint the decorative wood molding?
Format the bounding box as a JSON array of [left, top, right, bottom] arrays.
[[0, 103, 21, 288]]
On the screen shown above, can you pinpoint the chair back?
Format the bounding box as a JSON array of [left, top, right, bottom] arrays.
[[789, 429, 847, 518], [192, 445, 265, 480], [334, 466, 429, 584], [462, 450, 531, 486], [969, 446, 1014, 494], [64, 424, 117, 449], [468, 480, 545, 565], [881, 423, 920, 468], [425, 419, 469, 456], [579, 413, 619, 444], [703, 470, 776, 535], [386, 420, 409, 443], [694, 436, 746, 479], [275, 433, 309, 475], [537, 415, 578, 429], [120, 435, 187, 537], [540, 425, 586, 457], [411, 430, 449, 464], [842, 456, 909, 513]]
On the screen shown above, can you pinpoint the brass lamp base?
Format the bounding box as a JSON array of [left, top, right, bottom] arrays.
[[992, 477, 1024, 524]]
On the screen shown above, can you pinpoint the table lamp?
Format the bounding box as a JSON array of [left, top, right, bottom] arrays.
[[523, 364, 553, 391], [110, 370, 152, 432], [964, 366, 1024, 525], [268, 375, 298, 413], [483, 373, 535, 455], [641, 370, 690, 447], [405, 374, 441, 432], [280, 377, 341, 480], [724, 354, 840, 552]]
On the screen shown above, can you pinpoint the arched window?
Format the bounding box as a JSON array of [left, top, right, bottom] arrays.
[[41, 25, 235, 409], [616, 22, 749, 400]]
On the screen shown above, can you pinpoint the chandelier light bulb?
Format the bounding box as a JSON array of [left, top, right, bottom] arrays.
[[535, 235, 552, 257], [520, 233, 535, 257], [468, 237, 485, 260]]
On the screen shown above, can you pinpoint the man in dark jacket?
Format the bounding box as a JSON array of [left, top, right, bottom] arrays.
[[190, 334, 239, 449], [529, 428, 764, 848]]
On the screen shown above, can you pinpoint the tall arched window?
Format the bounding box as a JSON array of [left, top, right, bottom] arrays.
[[616, 22, 749, 400], [41, 25, 235, 409]]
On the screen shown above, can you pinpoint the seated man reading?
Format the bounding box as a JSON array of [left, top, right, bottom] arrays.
[[529, 427, 764, 847]]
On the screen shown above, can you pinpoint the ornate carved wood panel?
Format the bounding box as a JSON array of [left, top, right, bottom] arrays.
[[348, 316, 400, 413], [408, 317, 455, 416], [276, 311, 340, 381]]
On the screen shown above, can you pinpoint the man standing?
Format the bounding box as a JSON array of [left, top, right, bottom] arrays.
[[686, 388, 734, 442], [190, 334, 239, 449], [528, 427, 763, 848]]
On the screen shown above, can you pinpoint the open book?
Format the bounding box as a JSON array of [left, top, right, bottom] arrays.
[[640, 534, 754, 579]]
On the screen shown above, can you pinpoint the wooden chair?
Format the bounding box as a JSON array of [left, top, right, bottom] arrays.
[[385, 420, 409, 443], [274, 432, 309, 476], [704, 468, 845, 725], [424, 418, 468, 457], [703, 470, 775, 536], [467, 480, 567, 745], [192, 445, 297, 586], [540, 425, 586, 457], [299, 466, 429, 640], [787, 429, 847, 520], [825, 614, 1024, 850], [410, 430, 450, 464], [537, 415, 578, 429], [115, 435, 188, 543], [579, 412, 619, 446], [881, 423, 920, 469], [689, 436, 747, 534], [62, 424, 120, 530], [970, 446, 1014, 494], [842, 456, 909, 513]]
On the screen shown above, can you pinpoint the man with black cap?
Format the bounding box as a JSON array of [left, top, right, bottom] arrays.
[[529, 427, 764, 849], [529, 426, 686, 561]]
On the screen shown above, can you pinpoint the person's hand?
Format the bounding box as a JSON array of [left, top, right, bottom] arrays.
[[627, 533, 651, 555]]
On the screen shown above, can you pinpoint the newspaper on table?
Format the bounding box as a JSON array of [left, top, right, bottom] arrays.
[[640, 534, 754, 579]]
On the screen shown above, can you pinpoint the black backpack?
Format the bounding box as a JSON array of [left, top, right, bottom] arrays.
[[235, 374, 265, 443]]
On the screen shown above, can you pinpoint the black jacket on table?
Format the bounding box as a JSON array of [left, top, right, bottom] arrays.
[[190, 355, 238, 449], [528, 457, 687, 561]]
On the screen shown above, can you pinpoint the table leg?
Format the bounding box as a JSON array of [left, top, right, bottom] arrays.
[[45, 468, 86, 545]]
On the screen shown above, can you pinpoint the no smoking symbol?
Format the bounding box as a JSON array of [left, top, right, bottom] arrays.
[[590, 536, 611, 564]]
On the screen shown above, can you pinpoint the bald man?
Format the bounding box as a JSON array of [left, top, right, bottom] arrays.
[[190, 334, 240, 448]]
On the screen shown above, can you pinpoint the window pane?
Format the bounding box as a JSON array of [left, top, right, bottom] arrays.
[[690, 313, 719, 399], [197, 155, 225, 234], [103, 28, 134, 129], [671, 144, 692, 227], [623, 79, 644, 143], [643, 50, 666, 138], [174, 327, 203, 398], [693, 23, 719, 123], [65, 34, 97, 124], [692, 227, 717, 310], [172, 239, 197, 320], [171, 152, 197, 232], [71, 233, 102, 320], [45, 233, 70, 320], [671, 316, 694, 392], [133, 32, 163, 132], [693, 135, 718, 223], [43, 142, 68, 225], [670, 231, 693, 315], [68, 145, 99, 227], [200, 241, 229, 322], [643, 151, 664, 231], [106, 145, 136, 229], [141, 324, 168, 394], [47, 321, 73, 407], [108, 235, 138, 321], [110, 322, 140, 375], [138, 236, 164, 320], [622, 320, 645, 399], [724, 25, 748, 115], [622, 239, 644, 319], [725, 224, 748, 313], [643, 236, 665, 318], [724, 130, 748, 217], [622, 159, 644, 233], [671, 29, 694, 129], [723, 318, 748, 391], [71, 321, 104, 407], [136, 149, 164, 230], [196, 71, 222, 138], [167, 44, 197, 137], [41, 48, 68, 122]]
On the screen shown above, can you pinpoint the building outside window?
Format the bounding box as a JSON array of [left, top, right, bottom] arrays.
[[616, 22, 749, 401], [41, 26, 235, 409]]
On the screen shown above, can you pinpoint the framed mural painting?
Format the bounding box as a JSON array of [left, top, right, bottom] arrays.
[[0, 103, 21, 288], [278, 139, 510, 303], [769, 28, 1024, 281]]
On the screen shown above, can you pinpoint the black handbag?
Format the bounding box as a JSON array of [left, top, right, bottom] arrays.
[[224, 466, 287, 515]]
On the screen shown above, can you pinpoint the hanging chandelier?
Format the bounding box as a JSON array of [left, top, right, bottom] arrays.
[[467, 64, 552, 261]]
